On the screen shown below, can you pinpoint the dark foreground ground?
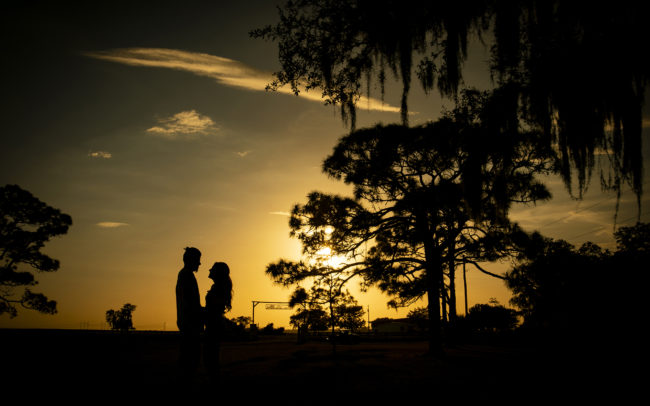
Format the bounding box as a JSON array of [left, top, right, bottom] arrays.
[[0, 329, 627, 403]]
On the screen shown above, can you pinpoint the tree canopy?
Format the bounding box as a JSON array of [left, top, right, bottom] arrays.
[[464, 302, 518, 332], [614, 222, 650, 254], [290, 306, 329, 332], [269, 266, 365, 334], [253, 0, 648, 203], [1, 184, 72, 318], [504, 226, 649, 367], [505, 232, 613, 336]]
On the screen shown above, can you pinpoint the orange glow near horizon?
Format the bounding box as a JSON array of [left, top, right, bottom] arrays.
[[2, 4, 648, 333]]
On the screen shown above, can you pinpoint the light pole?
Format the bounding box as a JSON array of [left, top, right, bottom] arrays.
[[367, 305, 370, 332]]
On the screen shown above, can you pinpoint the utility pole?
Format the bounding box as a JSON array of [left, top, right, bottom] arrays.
[[367, 305, 370, 332], [463, 261, 468, 316]]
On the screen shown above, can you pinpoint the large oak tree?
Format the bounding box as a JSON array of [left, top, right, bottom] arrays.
[[267, 91, 553, 353], [1, 184, 72, 317]]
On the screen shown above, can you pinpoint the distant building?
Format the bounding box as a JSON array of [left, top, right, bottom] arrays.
[[371, 318, 418, 334]]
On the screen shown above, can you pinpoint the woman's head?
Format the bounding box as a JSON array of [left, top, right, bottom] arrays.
[[209, 262, 233, 311], [208, 262, 230, 281]]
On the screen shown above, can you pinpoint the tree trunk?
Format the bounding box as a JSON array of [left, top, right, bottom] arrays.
[[328, 282, 337, 357], [424, 239, 444, 357], [447, 239, 457, 322], [463, 260, 468, 316], [416, 208, 444, 357], [441, 285, 448, 323]]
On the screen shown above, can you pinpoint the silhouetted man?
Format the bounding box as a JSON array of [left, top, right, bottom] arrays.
[[176, 246, 203, 382]]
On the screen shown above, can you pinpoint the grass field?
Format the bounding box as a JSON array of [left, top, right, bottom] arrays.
[[0, 328, 615, 402]]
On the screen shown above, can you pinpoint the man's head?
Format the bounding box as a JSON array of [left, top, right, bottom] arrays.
[[183, 247, 201, 272]]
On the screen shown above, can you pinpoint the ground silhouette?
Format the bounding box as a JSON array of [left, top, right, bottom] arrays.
[[0, 329, 626, 402]]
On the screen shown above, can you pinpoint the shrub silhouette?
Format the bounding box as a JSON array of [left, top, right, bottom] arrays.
[[106, 303, 136, 331]]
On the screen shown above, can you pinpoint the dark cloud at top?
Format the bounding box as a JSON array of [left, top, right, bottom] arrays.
[[0, 1, 283, 179]]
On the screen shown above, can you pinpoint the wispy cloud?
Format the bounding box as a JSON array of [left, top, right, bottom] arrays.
[[269, 211, 291, 216], [85, 48, 401, 113], [236, 150, 251, 158], [96, 222, 129, 228], [146, 110, 218, 138], [88, 151, 112, 159]]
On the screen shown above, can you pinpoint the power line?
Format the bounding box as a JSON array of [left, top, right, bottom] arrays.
[[565, 212, 650, 241], [536, 180, 649, 229], [539, 196, 616, 228]]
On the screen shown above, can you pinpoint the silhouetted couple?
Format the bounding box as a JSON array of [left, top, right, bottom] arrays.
[[176, 247, 232, 384]]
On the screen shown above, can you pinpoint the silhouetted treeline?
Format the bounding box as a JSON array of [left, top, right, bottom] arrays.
[[505, 222, 649, 352]]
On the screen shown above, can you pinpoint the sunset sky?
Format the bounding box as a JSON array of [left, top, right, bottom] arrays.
[[2, 1, 649, 331]]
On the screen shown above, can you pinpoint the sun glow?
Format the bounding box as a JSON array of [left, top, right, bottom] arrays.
[[313, 246, 348, 269], [326, 254, 348, 269]]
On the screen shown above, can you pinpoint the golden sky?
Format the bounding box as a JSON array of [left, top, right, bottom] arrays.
[[1, 1, 649, 330]]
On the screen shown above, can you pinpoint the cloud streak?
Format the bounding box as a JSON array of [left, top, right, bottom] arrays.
[[269, 211, 291, 216], [147, 110, 218, 138], [96, 222, 129, 228], [85, 48, 401, 113], [88, 151, 112, 159]]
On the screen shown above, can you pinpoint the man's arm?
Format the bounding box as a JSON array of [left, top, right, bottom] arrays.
[[176, 277, 185, 330]]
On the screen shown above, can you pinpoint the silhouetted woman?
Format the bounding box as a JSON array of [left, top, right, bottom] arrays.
[[204, 261, 232, 380]]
